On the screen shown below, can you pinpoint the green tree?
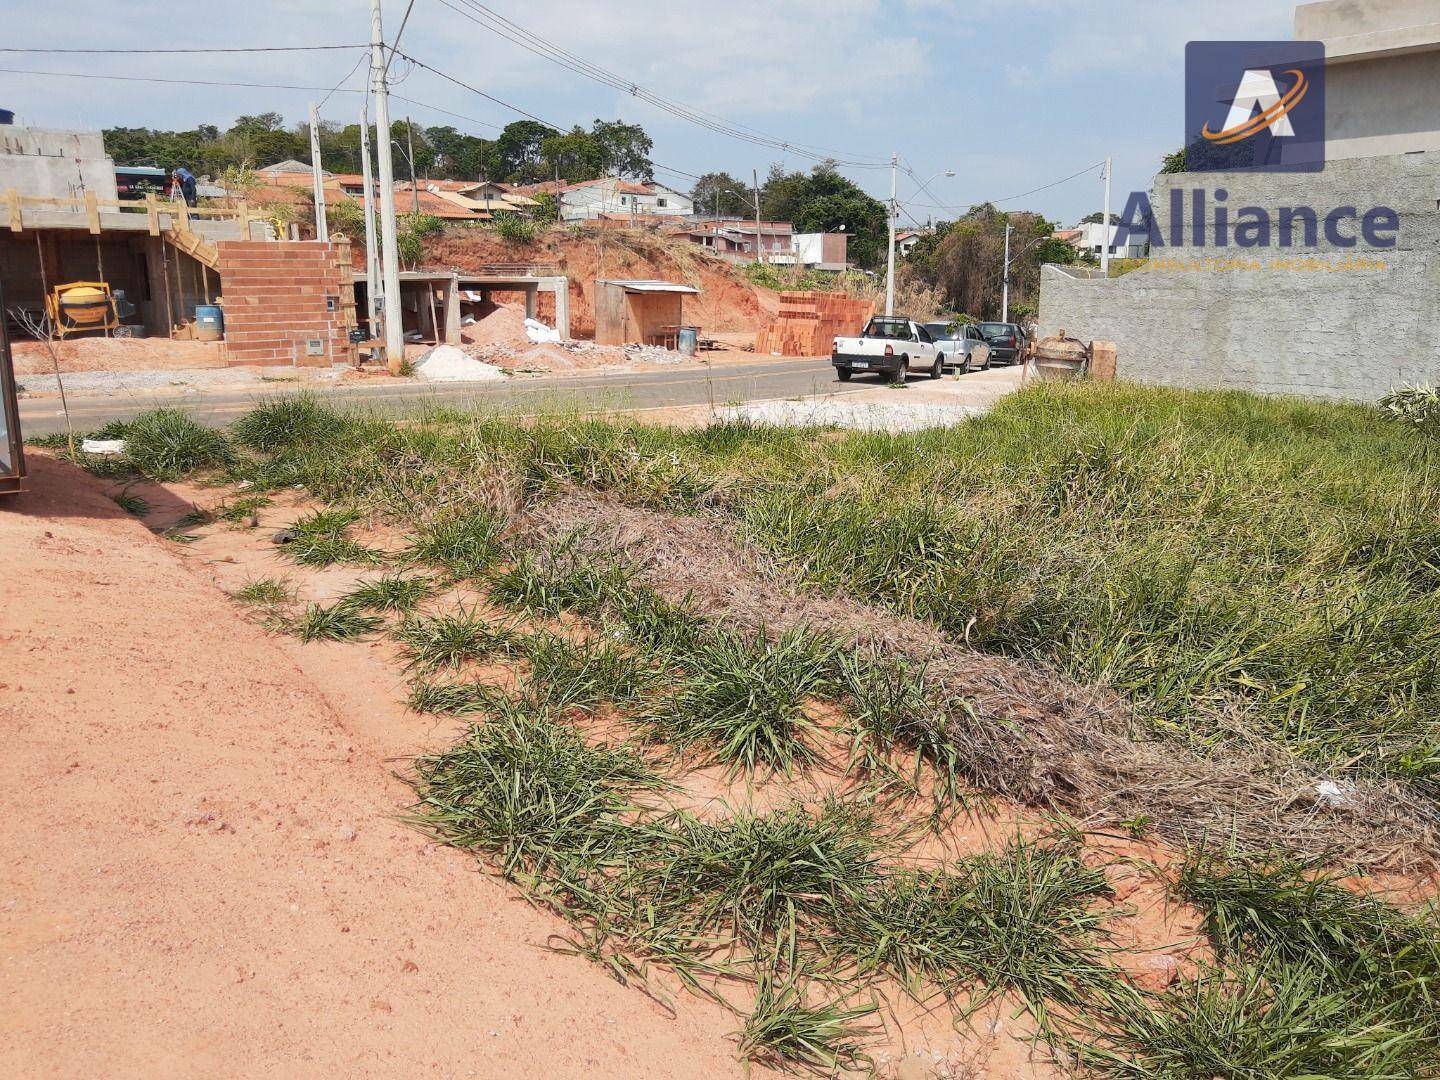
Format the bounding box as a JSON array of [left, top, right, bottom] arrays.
[[757, 162, 887, 268], [540, 128, 608, 182], [690, 171, 752, 218], [496, 120, 553, 181], [426, 126, 499, 180], [589, 119, 653, 180]]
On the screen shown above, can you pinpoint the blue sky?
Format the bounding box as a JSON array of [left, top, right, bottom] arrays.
[[2, 0, 1296, 226]]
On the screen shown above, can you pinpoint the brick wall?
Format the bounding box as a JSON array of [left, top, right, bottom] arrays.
[[216, 240, 355, 367]]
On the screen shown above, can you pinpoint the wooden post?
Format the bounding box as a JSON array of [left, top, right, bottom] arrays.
[[84, 190, 100, 234], [159, 238, 176, 339], [6, 188, 21, 233], [235, 200, 250, 239], [145, 193, 160, 236]]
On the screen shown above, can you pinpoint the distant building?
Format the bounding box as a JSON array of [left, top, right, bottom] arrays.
[[677, 219, 792, 259], [1058, 222, 1149, 261], [790, 232, 848, 271], [512, 177, 694, 222], [895, 230, 925, 258]]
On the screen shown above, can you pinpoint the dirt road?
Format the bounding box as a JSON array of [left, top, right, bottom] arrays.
[[0, 456, 751, 1078]]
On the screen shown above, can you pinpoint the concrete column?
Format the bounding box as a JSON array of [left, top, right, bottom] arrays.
[[524, 283, 537, 321], [549, 276, 570, 340], [444, 276, 461, 344]]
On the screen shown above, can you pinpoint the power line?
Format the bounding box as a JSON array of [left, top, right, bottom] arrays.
[[0, 65, 371, 92], [0, 44, 368, 54], [319, 51, 373, 110], [433, 0, 890, 168]]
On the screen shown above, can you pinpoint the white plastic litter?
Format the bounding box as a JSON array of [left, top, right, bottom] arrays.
[[412, 344, 507, 382], [80, 438, 126, 455], [525, 318, 561, 344], [1314, 779, 1357, 807]]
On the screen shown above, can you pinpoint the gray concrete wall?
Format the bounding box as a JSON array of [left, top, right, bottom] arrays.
[[1037, 153, 1440, 401], [0, 127, 117, 201], [1294, 0, 1440, 160]]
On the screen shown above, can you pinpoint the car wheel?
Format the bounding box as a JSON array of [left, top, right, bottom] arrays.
[[930, 355, 943, 379], [836, 367, 853, 382], [893, 357, 907, 384], [980, 350, 992, 370], [958, 352, 972, 375]]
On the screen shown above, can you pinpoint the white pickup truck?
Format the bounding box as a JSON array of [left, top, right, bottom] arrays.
[[831, 316, 946, 383]]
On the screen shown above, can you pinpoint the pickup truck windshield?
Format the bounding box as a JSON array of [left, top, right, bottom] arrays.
[[863, 318, 912, 340]]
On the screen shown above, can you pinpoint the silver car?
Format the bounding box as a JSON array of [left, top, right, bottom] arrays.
[[922, 322, 993, 374]]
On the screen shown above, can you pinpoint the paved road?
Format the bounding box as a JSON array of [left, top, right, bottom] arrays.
[[18, 358, 846, 437]]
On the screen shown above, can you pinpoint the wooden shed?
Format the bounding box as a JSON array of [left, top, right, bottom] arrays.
[[593, 279, 699, 347]]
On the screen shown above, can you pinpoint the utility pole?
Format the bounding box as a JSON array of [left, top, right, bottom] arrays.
[[752, 168, 763, 264], [885, 151, 897, 316], [1001, 219, 1012, 323], [1100, 156, 1112, 275], [370, 0, 404, 372], [406, 117, 419, 213], [308, 101, 329, 242], [359, 100, 380, 340]]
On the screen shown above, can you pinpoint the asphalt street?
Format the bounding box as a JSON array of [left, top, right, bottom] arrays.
[[18, 358, 848, 437]]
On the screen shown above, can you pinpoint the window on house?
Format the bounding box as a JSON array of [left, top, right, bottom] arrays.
[[620, 196, 628, 205], [658, 198, 667, 207]]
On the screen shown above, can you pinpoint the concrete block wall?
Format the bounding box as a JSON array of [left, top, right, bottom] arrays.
[[216, 241, 356, 367], [1038, 152, 1440, 401]]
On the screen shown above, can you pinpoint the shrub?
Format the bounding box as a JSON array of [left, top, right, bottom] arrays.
[[1379, 384, 1440, 430]]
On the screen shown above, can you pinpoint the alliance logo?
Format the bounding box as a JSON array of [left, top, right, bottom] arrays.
[[1185, 41, 1325, 172]]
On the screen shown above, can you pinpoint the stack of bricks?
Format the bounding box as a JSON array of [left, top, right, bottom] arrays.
[[214, 240, 356, 367], [754, 290, 875, 357]]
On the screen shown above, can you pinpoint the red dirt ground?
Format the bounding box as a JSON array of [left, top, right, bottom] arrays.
[[0, 456, 758, 1079]]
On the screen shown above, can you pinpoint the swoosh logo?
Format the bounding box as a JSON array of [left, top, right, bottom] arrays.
[[1201, 68, 1308, 144]]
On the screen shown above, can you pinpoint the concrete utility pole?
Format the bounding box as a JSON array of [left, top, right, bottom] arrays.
[[359, 100, 380, 337], [752, 168, 763, 265], [308, 101, 329, 243], [370, 0, 404, 372], [1100, 156, 1112, 275], [885, 152, 897, 316], [1001, 219, 1012, 323], [406, 117, 419, 213]]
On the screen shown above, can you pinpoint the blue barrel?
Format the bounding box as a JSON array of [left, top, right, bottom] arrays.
[[677, 326, 698, 356], [194, 304, 224, 341], [0, 109, 13, 126]]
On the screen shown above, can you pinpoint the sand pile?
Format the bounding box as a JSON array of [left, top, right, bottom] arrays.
[[461, 302, 530, 347], [413, 344, 507, 382]]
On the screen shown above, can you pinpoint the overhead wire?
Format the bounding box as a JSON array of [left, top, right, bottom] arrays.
[[0, 44, 369, 54], [432, 0, 890, 168]]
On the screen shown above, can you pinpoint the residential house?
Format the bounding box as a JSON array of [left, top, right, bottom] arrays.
[[512, 177, 693, 223], [1060, 222, 1149, 261], [790, 232, 849, 271], [676, 220, 793, 259], [895, 230, 925, 258]]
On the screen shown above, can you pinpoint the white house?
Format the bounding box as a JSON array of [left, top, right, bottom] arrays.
[[519, 177, 693, 222], [1072, 222, 1149, 260]]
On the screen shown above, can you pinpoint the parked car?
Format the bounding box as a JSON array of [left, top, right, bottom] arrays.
[[975, 322, 1026, 365], [831, 316, 944, 382], [922, 322, 993, 374]]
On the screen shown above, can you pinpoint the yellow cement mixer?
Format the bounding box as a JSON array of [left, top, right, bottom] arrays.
[[45, 282, 119, 338]]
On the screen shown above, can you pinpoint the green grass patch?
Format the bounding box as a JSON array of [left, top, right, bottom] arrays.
[[114, 409, 233, 480], [231, 393, 349, 453], [292, 602, 384, 642], [397, 607, 522, 670], [737, 974, 876, 1073], [281, 507, 385, 568], [407, 506, 509, 577], [643, 626, 838, 775], [340, 573, 434, 614], [232, 577, 294, 607], [487, 537, 634, 616]]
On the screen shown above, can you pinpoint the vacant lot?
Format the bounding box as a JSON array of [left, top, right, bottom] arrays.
[[22, 380, 1440, 1076]]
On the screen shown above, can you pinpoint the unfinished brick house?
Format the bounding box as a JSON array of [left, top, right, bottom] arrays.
[[0, 191, 358, 367]]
